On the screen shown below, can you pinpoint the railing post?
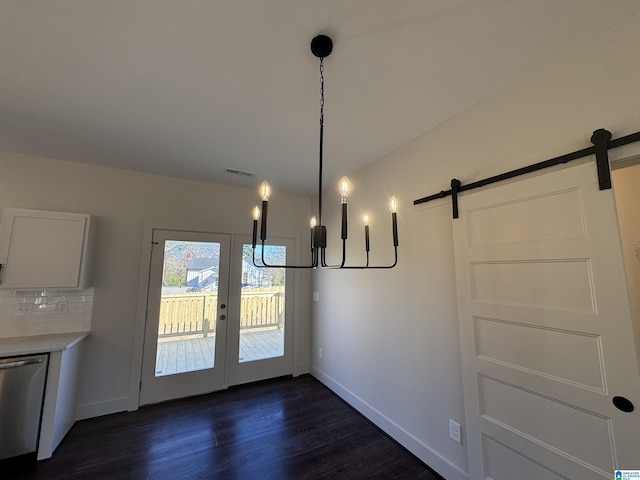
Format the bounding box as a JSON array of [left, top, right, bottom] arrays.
[[276, 292, 282, 330], [202, 295, 209, 338]]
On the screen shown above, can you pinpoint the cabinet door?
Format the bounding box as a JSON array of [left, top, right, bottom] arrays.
[[0, 209, 90, 289]]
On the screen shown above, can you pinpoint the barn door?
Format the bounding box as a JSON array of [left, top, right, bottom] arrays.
[[453, 162, 640, 479]]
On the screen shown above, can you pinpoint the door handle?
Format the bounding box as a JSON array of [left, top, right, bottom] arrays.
[[0, 358, 43, 370], [612, 396, 634, 413]]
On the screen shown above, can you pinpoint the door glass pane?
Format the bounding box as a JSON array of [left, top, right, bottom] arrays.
[[239, 244, 286, 363], [155, 240, 220, 377]]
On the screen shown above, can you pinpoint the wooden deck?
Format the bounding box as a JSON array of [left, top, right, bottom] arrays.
[[155, 328, 284, 376]]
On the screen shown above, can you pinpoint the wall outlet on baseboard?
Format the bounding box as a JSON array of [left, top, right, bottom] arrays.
[[14, 304, 32, 315], [449, 419, 462, 444]]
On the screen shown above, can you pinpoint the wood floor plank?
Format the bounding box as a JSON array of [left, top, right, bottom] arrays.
[[3, 375, 444, 480]]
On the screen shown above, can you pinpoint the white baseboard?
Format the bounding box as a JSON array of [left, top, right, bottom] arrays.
[[77, 363, 311, 422], [76, 396, 130, 421], [311, 365, 469, 480]]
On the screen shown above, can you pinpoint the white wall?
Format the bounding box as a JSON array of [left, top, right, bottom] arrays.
[[311, 11, 640, 480], [0, 152, 312, 417]]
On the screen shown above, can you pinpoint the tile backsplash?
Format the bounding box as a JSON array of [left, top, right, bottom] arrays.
[[0, 288, 93, 338]]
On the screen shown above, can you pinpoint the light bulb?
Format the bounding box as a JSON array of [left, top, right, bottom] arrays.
[[310, 216, 317, 228], [259, 181, 271, 201], [339, 176, 350, 199], [362, 214, 369, 226], [252, 206, 261, 220], [390, 196, 398, 213]]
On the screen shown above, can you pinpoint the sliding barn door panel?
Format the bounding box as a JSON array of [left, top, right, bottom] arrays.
[[454, 162, 640, 479]]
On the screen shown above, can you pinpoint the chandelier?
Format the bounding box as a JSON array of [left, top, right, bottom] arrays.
[[251, 35, 398, 269]]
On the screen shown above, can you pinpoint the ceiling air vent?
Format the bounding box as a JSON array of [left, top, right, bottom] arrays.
[[225, 168, 255, 177]]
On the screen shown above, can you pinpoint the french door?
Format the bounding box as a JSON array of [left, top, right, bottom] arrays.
[[140, 230, 294, 405], [140, 230, 231, 405], [227, 236, 294, 386]]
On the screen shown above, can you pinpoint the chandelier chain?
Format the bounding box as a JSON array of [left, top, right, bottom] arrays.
[[319, 57, 324, 127], [318, 56, 325, 226]]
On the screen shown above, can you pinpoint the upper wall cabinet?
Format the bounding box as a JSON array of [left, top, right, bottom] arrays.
[[0, 208, 92, 289]]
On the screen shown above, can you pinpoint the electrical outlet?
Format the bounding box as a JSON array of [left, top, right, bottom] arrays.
[[318, 347, 323, 359], [313, 291, 320, 302], [449, 419, 462, 444], [56, 301, 69, 314], [14, 304, 32, 316]]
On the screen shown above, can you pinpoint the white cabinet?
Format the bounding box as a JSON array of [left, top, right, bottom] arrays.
[[38, 335, 86, 460], [0, 208, 91, 289]]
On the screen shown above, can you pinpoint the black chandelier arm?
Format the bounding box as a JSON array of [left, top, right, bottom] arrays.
[[320, 246, 398, 269], [252, 242, 319, 269], [316, 237, 350, 268], [319, 248, 337, 268], [343, 246, 397, 269], [341, 238, 347, 268], [320, 240, 397, 269], [317, 239, 346, 268]]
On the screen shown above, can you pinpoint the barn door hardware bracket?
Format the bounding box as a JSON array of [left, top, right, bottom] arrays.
[[414, 128, 640, 219], [591, 128, 612, 190], [450, 179, 461, 219]]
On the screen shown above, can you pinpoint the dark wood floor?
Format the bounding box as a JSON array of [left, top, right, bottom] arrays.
[[4, 375, 443, 480]]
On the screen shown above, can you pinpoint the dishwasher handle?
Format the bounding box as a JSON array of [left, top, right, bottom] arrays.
[[0, 358, 44, 370]]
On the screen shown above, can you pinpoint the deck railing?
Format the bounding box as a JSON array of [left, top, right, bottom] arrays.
[[158, 287, 284, 338]]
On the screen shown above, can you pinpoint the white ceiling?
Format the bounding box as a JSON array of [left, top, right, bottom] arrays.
[[2, 1, 640, 196]]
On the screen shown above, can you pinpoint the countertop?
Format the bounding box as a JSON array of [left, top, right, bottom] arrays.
[[0, 332, 89, 357]]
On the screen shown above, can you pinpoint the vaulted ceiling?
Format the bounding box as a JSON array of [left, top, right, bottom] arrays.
[[2, 1, 639, 195]]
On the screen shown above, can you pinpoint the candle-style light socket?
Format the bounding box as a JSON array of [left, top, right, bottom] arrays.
[[392, 212, 398, 247], [365, 224, 370, 252], [260, 200, 268, 241], [252, 219, 258, 249], [341, 203, 348, 240]]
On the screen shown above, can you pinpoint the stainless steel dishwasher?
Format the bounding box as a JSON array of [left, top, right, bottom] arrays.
[[0, 353, 49, 460]]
